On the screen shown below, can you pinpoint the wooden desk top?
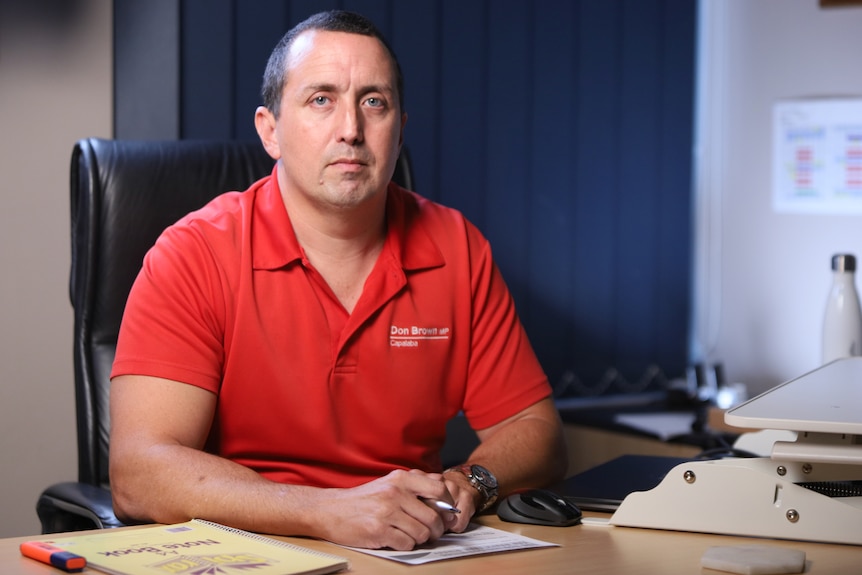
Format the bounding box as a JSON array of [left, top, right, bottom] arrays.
[[3, 514, 860, 574]]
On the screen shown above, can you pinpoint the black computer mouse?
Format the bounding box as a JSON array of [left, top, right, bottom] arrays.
[[497, 488, 583, 527]]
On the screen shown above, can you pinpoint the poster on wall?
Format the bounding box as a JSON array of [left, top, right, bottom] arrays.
[[773, 98, 862, 214]]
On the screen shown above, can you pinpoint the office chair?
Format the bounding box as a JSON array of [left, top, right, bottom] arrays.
[[36, 137, 414, 533]]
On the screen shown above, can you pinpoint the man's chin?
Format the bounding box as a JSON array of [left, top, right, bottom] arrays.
[[316, 181, 384, 210]]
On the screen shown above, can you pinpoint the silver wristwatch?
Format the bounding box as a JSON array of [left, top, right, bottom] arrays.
[[446, 464, 499, 512]]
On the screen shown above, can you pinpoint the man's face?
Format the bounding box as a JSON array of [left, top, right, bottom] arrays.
[[263, 30, 406, 212]]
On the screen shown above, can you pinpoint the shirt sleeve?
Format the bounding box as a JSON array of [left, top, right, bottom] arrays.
[[460, 222, 553, 430], [111, 220, 228, 393]]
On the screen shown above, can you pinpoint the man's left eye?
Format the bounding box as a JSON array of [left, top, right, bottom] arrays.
[[366, 97, 382, 107]]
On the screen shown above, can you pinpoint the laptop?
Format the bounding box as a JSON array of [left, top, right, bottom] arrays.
[[553, 454, 692, 512]]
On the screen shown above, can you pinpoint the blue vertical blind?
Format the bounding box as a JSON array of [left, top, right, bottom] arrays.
[[179, 0, 696, 397]]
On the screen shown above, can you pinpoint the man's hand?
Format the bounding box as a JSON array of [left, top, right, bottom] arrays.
[[440, 397, 569, 534], [308, 469, 460, 550], [441, 469, 483, 533]]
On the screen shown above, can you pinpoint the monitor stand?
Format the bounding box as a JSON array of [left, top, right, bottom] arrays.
[[601, 358, 862, 545]]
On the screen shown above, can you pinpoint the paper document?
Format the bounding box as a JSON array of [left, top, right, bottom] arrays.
[[614, 412, 696, 440], [341, 524, 556, 565]]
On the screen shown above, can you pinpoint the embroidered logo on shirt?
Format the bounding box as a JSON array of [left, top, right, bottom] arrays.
[[390, 324, 451, 348]]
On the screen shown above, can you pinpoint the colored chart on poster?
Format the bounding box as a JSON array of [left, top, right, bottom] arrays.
[[773, 98, 862, 213]]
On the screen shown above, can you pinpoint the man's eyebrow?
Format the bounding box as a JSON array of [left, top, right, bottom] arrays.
[[358, 84, 395, 97], [300, 83, 338, 95]]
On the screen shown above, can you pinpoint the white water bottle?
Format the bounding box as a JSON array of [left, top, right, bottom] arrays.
[[822, 253, 862, 364]]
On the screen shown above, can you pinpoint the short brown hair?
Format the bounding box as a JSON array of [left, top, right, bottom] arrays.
[[261, 10, 404, 117]]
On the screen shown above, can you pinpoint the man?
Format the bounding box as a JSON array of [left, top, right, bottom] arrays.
[[109, 10, 566, 551]]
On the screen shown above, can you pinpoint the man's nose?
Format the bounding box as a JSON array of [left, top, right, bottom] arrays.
[[337, 104, 363, 145]]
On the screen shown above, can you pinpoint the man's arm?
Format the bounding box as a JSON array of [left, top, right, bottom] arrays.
[[442, 396, 567, 532], [109, 374, 457, 550]]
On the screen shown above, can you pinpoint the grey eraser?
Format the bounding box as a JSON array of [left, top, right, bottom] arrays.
[[701, 545, 805, 575]]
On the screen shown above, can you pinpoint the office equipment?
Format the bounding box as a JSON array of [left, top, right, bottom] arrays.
[[35, 139, 275, 533], [555, 454, 692, 512], [420, 497, 461, 514], [606, 358, 862, 545], [36, 519, 348, 575], [497, 489, 582, 527], [19, 541, 86, 572], [34, 139, 412, 533]]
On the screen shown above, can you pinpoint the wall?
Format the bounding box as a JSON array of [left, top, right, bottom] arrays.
[[694, 0, 862, 396], [0, 0, 111, 536], [170, 0, 696, 394]]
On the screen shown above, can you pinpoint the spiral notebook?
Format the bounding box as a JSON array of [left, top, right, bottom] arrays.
[[39, 519, 348, 575]]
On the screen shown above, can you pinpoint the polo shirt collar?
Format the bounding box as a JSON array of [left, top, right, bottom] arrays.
[[251, 169, 303, 270], [385, 183, 445, 272], [251, 171, 444, 273]]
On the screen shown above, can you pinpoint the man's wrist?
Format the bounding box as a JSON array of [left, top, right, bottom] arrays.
[[444, 464, 499, 512], [442, 467, 480, 509]]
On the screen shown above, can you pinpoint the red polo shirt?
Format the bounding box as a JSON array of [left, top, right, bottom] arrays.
[[112, 170, 551, 487]]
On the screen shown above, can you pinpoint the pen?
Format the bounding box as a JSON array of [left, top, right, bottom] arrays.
[[420, 497, 461, 514], [20, 541, 86, 573]]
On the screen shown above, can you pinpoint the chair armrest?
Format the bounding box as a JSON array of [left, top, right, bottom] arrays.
[[36, 481, 125, 533]]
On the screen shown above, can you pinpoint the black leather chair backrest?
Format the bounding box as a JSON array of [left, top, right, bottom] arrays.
[[70, 138, 414, 490], [71, 138, 276, 488]]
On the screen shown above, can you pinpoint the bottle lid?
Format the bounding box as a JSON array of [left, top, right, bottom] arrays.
[[832, 254, 856, 272]]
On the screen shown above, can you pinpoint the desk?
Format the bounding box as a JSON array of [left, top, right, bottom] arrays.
[[2, 514, 860, 574]]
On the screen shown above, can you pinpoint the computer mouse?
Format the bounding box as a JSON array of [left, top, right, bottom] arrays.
[[497, 488, 582, 527]]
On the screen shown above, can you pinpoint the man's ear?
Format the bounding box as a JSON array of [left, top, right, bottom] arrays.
[[254, 106, 281, 160]]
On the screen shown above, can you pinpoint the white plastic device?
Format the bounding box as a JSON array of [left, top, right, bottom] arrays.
[[604, 358, 862, 545]]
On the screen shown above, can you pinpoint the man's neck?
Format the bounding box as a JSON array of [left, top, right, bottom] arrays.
[[279, 176, 387, 313], [284, 194, 386, 259]]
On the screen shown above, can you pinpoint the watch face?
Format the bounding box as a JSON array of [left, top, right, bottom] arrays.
[[471, 465, 498, 489]]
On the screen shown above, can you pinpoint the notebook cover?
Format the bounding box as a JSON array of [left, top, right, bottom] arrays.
[[40, 519, 348, 575]]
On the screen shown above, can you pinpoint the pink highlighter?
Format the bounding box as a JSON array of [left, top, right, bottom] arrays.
[[20, 541, 86, 572]]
